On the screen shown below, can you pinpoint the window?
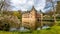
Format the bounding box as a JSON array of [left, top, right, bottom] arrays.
[[37, 19, 40, 21], [23, 14, 30, 18], [24, 22, 29, 24]]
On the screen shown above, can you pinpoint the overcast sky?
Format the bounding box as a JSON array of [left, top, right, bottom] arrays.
[[9, 0, 57, 12]]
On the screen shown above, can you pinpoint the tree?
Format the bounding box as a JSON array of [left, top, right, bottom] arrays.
[[0, 0, 5, 14], [0, 0, 11, 14], [0, 20, 10, 31], [51, 0, 57, 23]]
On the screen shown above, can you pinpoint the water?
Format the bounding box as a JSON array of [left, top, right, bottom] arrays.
[[19, 27, 30, 32], [37, 26, 50, 30], [42, 26, 50, 29], [9, 26, 50, 31], [9, 28, 17, 31]]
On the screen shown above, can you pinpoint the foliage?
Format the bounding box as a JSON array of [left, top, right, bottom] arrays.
[[13, 11, 20, 16], [3, 11, 13, 15], [0, 15, 21, 30], [12, 11, 22, 21], [0, 19, 10, 31], [12, 11, 21, 18], [56, 1, 60, 14]]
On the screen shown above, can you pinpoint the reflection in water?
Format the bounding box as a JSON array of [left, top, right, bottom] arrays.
[[10, 26, 50, 31], [19, 27, 30, 32], [42, 26, 50, 29], [37, 26, 50, 30], [10, 28, 17, 31]]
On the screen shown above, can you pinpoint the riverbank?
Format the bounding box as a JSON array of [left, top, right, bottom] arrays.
[[0, 25, 60, 34]]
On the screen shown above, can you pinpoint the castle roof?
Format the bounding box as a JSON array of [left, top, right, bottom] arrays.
[[22, 6, 37, 14], [30, 6, 37, 12]]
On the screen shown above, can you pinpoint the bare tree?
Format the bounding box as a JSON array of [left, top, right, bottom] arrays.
[[0, 0, 5, 14], [0, 0, 11, 14], [51, 0, 57, 23], [3, 0, 11, 11]]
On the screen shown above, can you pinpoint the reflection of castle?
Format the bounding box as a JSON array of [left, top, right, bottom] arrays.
[[22, 6, 42, 30]]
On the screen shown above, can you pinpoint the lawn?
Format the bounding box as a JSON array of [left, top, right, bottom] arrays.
[[0, 25, 60, 34]]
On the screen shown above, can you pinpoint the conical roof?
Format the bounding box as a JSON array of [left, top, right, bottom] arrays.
[[30, 6, 37, 12]]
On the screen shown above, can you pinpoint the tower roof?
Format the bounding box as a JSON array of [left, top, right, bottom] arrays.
[[31, 6, 36, 10], [30, 6, 37, 12]]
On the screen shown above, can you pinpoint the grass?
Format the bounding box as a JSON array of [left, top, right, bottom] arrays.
[[0, 25, 60, 34], [0, 31, 19, 34]]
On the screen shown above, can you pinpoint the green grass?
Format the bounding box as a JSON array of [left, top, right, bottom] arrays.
[[0, 31, 20, 34], [0, 25, 60, 34]]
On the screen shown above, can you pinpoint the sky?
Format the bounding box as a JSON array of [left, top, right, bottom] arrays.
[[9, 0, 57, 13]]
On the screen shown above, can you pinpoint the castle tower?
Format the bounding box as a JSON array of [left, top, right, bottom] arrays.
[[22, 6, 37, 30], [30, 6, 37, 18], [29, 6, 37, 30]]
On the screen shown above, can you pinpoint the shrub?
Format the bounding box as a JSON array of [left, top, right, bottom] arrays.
[[0, 20, 10, 31], [0, 15, 21, 31], [12, 11, 22, 21]]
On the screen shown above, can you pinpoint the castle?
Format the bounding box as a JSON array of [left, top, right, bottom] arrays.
[[22, 6, 42, 30]]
